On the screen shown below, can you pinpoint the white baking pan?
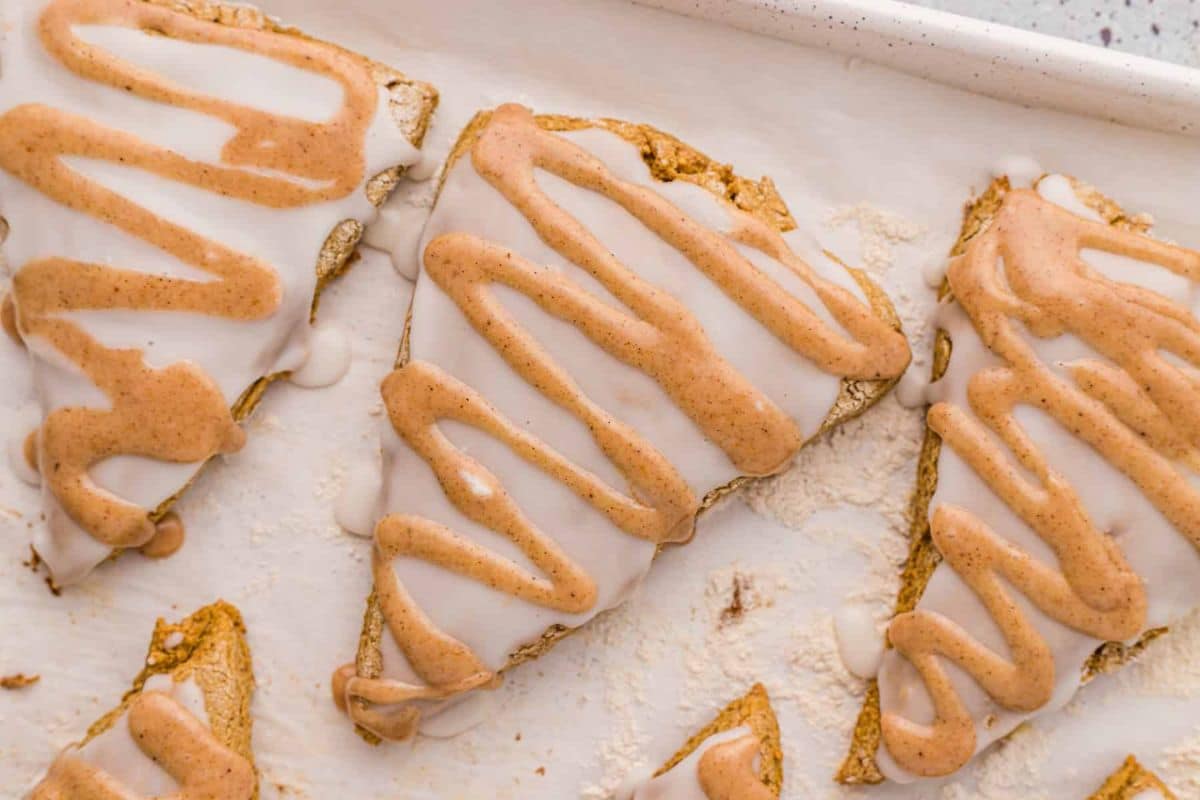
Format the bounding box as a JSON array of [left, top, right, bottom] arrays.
[[639, 0, 1200, 137], [2, 1, 1198, 797]]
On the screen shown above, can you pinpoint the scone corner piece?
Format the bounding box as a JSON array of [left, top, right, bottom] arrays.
[[30, 599, 258, 799], [657, 683, 783, 796], [91, 599, 255, 759], [1088, 756, 1176, 800]]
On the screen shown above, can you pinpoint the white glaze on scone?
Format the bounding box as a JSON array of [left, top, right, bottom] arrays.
[[620, 727, 771, 800], [876, 176, 1200, 781], [338, 105, 909, 739], [28, 675, 253, 799], [0, 0, 421, 584]]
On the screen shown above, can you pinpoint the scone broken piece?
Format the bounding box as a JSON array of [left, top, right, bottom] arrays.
[[622, 683, 781, 800], [334, 103, 911, 741], [1088, 756, 1176, 800], [1, 673, 40, 690], [27, 600, 256, 799], [840, 174, 1200, 784], [0, 0, 436, 586]]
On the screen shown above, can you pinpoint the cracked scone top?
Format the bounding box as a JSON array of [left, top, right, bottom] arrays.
[[0, 0, 434, 585], [843, 174, 1200, 784], [334, 104, 910, 740], [27, 601, 257, 799]]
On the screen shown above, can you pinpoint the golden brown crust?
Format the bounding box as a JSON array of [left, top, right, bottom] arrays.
[[655, 683, 783, 796], [837, 175, 1175, 785], [355, 107, 904, 743], [81, 601, 258, 797], [0, 673, 40, 689], [1088, 756, 1177, 800]]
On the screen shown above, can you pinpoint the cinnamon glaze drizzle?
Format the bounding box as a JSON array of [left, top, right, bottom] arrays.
[[338, 104, 909, 738], [0, 0, 379, 550], [30, 691, 255, 800], [1, 293, 20, 345], [696, 734, 774, 800], [883, 188, 1200, 776]]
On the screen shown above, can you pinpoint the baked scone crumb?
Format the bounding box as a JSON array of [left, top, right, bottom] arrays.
[[0, 673, 39, 690]]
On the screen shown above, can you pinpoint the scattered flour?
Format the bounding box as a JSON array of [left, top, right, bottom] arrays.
[[745, 396, 921, 529], [676, 564, 785, 734], [825, 202, 926, 276], [578, 601, 657, 799], [1159, 727, 1200, 797], [678, 563, 869, 800], [939, 726, 1052, 800], [248, 412, 286, 433], [314, 461, 346, 503], [1120, 608, 1200, 698], [779, 611, 863, 734], [745, 394, 922, 628]]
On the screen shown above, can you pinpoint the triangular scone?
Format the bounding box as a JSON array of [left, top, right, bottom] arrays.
[[839, 175, 1200, 784], [1088, 756, 1176, 800], [28, 601, 257, 799], [0, 0, 437, 586], [333, 103, 911, 741], [621, 683, 782, 799]]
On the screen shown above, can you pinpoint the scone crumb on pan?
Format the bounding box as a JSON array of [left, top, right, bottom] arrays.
[[1088, 756, 1177, 800]]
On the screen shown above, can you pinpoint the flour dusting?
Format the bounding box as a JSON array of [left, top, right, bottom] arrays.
[[745, 394, 921, 629], [1159, 727, 1200, 797], [1121, 609, 1200, 697], [939, 726, 1052, 800], [826, 202, 926, 275]]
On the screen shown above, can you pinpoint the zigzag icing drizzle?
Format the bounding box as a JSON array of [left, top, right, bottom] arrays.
[[0, 0, 414, 582], [337, 104, 909, 739], [879, 183, 1200, 778]]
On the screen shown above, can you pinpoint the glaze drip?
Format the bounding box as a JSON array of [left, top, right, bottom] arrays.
[[0, 0, 379, 551], [697, 734, 773, 800], [139, 512, 185, 559], [882, 188, 1200, 776], [28, 691, 255, 800], [339, 105, 909, 739]]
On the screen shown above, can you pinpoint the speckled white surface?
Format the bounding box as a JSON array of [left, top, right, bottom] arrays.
[[637, 0, 1200, 138], [904, 0, 1200, 67], [3, 1, 1200, 799]]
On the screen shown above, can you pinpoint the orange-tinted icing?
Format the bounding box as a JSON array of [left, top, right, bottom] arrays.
[[1, 0, 379, 550], [338, 105, 909, 739], [1, 293, 20, 345], [883, 188, 1200, 776], [139, 512, 185, 559], [697, 734, 773, 800], [29, 691, 255, 800]]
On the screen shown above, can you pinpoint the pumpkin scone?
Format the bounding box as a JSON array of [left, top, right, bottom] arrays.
[[1088, 756, 1176, 800], [27, 601, 257, 799], [332, 103, 911, 741], [620, 684, 781, 800], [839, 174, 1200, 784], [0, 0, 436, 586]]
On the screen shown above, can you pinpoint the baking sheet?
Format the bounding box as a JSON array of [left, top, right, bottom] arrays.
[[637, 0, 1200, 138], [3, 0, 1200, 797]]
